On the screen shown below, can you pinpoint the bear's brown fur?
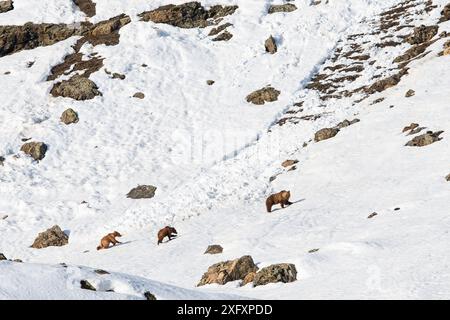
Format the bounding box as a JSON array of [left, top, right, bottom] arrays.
[[266, 190, 292, 212], [157, 226, 177, 245], [97, 231, 122, 250]]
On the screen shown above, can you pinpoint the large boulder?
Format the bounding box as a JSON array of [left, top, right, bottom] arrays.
[[314, 127, 339, 142], [268, 4, 297, 14], [197, 255, 258, 286], [51, 75, 101, 100], [246, 86, 280, 105], [253, 263, 297, 287], [405, 131, 443, 147], [31, 225, 69, 249], [126, 185, 157, 199], [406, 25, 439, 45], [138, 2, 238, 28], [204, 245, 223, 255], [20, 142, 47, 161], [0, 0, 13, 13]]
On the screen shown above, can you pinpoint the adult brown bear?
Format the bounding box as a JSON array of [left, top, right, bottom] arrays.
[[157, 226, 177, 245], [97, 231, 122, 250], [266, 190, 292, 212]]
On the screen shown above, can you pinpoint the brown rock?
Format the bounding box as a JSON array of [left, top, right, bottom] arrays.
[[281, 160, 298, 168], [445, 173, 450, 181], [405, 131, 444, 147], [206, 80, 215, 86], [241, 272, 256, 286], [265, 35, 277, 54], [204, 245, 223, 255], [336, 119, 360, 129], [246, 86, 280, 105], [268, 4, 297, 14], [133, 92, 145, 99], [440, 4, 450, 22], [73, 0, 96, 18], [314, 127, 339, 142], [60, 108, 79, 125], [51, 75, 101, 100], [21, 142, 47, 161], [208, 23, 232, 36], [368, 212, 378, 219], [253, 263, 297, 287], [197, 255, 258, 286], [405, 89, 415, 97], [0, 0, 13, 13], [0, 253, 6, 261], [406, 25, 439, 45], [31, 225, 69, 249], [212, 31, 233, 42], [402, 123, 419, 133], [127, 185, 157, 199]]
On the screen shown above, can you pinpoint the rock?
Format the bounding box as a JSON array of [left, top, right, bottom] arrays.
[[365, 68, 409, 94], [402, 123, 419, 133], [268, 4, 297, 14], [204, 245, 223, 255], [51, 75, 101, 100], [246, 86, 280, 105], [281, 160, 298, 168], [0, 253, 7, 261], [368, 212, 378, 219], [336, 119, 360, 129], [314, 127, 339, 142], [212, 30, 233, 42], [265, 35, 277, 54], [138, 2, 238, 28], [31, 225, 69, 249], [197, 255, 258, 286], [241, 272, 256, 287], [73, 0, 96, 18], [126, 185, 157, 199], [208, 23, 232, 36], [405, 131, 444, 147], [206, 80, 215, 86], [308, 248, 319, 253], [21, 142, 47, 161], [0, 0, 13, 13], [405, 89, 415, 97], [112, 73, 125, 80], [406, 25, 439, 45], [144, 291, 157, 300], [445, 173, 450, 181], [440, 3, 450, 22], [60, 108, 79, 125], [12, 259, 22, 263], [80, 280, 96, 291], [253, 263, 297, 287], [133, 92, 145, 99], [94, 269, 110, 275], [0, 156, 5, 166]]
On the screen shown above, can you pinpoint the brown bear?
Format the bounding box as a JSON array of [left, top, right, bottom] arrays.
[[97, 231, 122, 250], [157, 226, 177, 245], [266, 190, 292, 212]]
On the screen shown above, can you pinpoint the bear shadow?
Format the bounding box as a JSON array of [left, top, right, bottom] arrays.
[[270, 198, 305, 212]]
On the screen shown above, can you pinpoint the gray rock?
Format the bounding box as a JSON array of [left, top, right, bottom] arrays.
[[268, 4, 297, 14], [60, 108, 79, 125], [31, 225, 69, 249], [0, 0, 13, 13], [253, 263, 297, 287], [336, 119, 360, 129], [405, 131, 443, 147], [405, 89, 415, 97], [246, 86, 280, 105], [204, 245, 223, 255], [126, 185, 157, 199], [314, 127, 339, 142], [51, 75, 101, 100]]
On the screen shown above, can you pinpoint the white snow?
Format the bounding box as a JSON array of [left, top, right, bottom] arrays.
[[1, 0, 450, 299]]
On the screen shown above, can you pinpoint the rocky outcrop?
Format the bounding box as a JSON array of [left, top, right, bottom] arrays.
[[253, 263, 297, 287], [31, 225, 69, 249], [73, 0, 96, 18], [406, 25, 438, 45], [204, 245, 223, 255], [268, 4, 297, 14], [126, 185, 157, 199], [365, 68, 409, 93], [246, 86, 280, 105], [50, 75, 101, 100], [265, 35, 277, 54], [20, 142, 47, 161], [197, 255, 258, 286], [208, 23, 232, 36], [314, 127, 339, 142], [138, 2, 238, 28], [212, 30, 233, 41], [405, 131, 444, 147], [439, 3, 450, 23], [80, 280, 96, 291], [0, 0, 13, 13], [241, 272, 256, 286], [60, 108, 79, 125]]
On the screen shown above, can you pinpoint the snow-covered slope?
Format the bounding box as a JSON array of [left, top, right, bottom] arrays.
[[1, 0, 449, 299]]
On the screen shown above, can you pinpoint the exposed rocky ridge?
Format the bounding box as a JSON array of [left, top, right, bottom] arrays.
[[138, 2, 238, 28], [73, 0, 96, 18]]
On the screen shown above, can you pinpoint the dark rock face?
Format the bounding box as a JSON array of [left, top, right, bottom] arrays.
[[446, 173, 450, 181], [31, 225, 69, 249], [127, 185, 157, 199], [0, 0, 13, 13], [204, 245, 223, 254], [73, 0, 96, 17], [0, 253, 7, 261], [253, 263, 297, 287], [208, 23, 232, 36], [265, 35, 277, 54], [314, 127, 339, 142], [138, 2, 238, 28], [246, 86, 280, 105], [212, 30, 233, 41], [406, 25, 438, 45], [365, 68, 409, 93], [144, 291, 157, 300], [405, 89, 415, 97], [20, 142, 48, 161], [80, 280, 96, 291], [197, 255, 258, 286], [51, 75, 101, 100], [268, 4, 297, 14], [405, 131, 444, 147], [60, 108, 79, 125]]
